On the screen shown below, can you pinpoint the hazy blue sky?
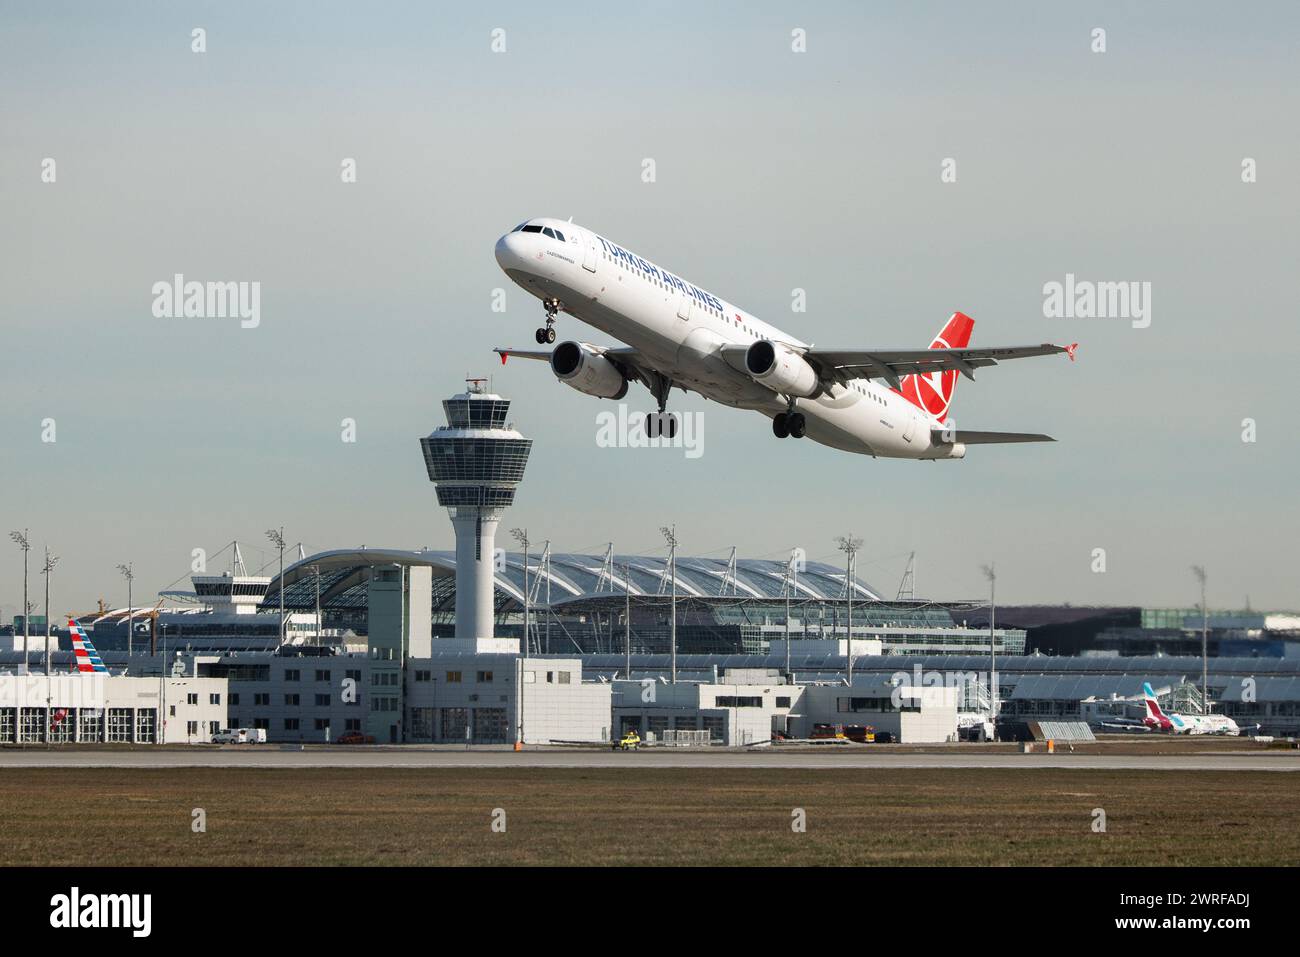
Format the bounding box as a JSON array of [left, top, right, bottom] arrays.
[[2, 1, 1298, 614]]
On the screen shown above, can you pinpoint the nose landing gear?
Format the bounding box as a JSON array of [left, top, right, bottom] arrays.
[[645, 373, 678, 439], [534, 298, 561, 344]]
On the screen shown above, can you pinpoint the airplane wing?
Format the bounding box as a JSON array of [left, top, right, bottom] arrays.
[[495, 345, 661, 391], [932, 430, 1055, 445], [802, 343, 1076, 390]]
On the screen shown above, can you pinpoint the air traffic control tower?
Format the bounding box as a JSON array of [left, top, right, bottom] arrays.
[[420, 380, 533, 642]]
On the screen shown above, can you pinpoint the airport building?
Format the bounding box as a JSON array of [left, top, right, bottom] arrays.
[[6, 381, 1298, 745], [0, 672, 226, 744]]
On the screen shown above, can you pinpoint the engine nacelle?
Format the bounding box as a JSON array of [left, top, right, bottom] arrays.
[[550, 341, 629, 400], [745, 340, 819, 398]]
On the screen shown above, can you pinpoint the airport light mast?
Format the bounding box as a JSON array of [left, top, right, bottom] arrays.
[[420, 380, 533, 644], [661, 526, 678, 684], [41, 548, 59, 675], [9, 530, 30, 675], [266, 528, 286, 644], [836, 536, 862, 689], [1193, 565, 1209, 712], [982, 563, 998, 725], [784, 547, 801, 678], [511, 528, 531, 655], [116, 562, 134, 656]]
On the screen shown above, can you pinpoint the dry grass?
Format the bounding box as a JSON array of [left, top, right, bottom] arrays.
[[0, 767, 1296, 866]]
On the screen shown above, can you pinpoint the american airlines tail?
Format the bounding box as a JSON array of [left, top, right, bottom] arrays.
[[898, 312, 974, 423], [68, 619, 109, 673]]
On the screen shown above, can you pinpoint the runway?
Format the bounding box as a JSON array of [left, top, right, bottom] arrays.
[[1, 747, 1296, 771]]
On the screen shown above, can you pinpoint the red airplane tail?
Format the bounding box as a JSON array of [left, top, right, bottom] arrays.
[[899, 311, 974, 422]]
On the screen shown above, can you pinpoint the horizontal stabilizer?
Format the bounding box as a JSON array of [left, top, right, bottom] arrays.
[[931, 429, 1055, 445]]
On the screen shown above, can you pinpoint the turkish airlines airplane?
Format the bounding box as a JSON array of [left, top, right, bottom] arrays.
[[1142, 683, 1240, 736], [494, 218, 1076, 458]]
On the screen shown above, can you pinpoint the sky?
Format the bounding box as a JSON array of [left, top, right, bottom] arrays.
[[2, 1, 1298, 615]]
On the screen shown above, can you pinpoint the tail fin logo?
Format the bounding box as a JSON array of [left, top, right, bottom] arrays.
[[900, 312, 973, 421], [68, 618, 108, 673]]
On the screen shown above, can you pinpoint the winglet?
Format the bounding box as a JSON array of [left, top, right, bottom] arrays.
[[499, 351, 508, 365], [1065, 342, 1078, 362]]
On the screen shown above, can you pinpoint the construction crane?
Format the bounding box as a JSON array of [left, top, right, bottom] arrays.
[[70, 599, 166, 654]]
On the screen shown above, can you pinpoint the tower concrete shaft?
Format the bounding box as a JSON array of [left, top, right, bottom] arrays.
[[420, 381, 532, 641]]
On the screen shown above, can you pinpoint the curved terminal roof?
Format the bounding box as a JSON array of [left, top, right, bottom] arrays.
[[265, 548, 883, 612]]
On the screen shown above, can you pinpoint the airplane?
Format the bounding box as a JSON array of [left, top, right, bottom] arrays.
[[68, 619, 109, 673], [493, 217, 1077, 458], [1142, 682, 1240, 736]]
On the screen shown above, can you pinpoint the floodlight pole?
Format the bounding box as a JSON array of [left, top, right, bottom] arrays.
[[266, 527, 286, 644], [117, 562, 134, 656], [510, 527, 530, 747], [10, 531, 30, 675], [982, 564, 998, 724], [624, 563, 632, 680], [836, 536, 862, 689], [1193, 565, 1209, 712], [661, 526, 678, 684], [41, 548, 59, 676]]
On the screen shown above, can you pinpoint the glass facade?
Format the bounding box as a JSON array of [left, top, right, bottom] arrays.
[[420, 437, 533, 483]]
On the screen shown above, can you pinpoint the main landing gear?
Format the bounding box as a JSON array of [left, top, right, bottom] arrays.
[[534, 298, 560, 344], [772, 402, 806, 439], [645, 373, 678, 439]]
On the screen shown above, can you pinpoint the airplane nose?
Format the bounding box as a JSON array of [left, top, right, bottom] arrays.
[[494, 231, 526, 271]]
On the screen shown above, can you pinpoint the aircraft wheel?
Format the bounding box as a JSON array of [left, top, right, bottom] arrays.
[[545, 327, 556, 343], [772, 413, 790, 439], [788, 413, 807, 438], [534, 328, 546, 344]]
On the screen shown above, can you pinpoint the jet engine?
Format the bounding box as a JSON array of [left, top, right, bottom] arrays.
[[550, 341, 629, 400], [745, 340, 820, 398]]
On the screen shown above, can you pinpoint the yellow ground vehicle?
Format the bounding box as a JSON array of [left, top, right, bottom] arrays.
[[612, 730, 641, 751]]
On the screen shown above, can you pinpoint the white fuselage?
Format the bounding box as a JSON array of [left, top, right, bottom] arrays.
[[495, 218, 956, 458]]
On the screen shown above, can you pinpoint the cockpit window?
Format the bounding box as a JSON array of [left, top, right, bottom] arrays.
[[512, 222, 527, 232], [542, 227, 556, 238], [553, 230, 565, 242], [521, 224, 543, 233]]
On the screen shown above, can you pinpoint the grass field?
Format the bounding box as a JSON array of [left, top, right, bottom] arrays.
[[2, 767, 1297, 866]]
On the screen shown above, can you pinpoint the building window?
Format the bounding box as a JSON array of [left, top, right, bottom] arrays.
[[315, 694, 331, 707], [414, 670, 431, 682], [285, 694, 300, 706], [776, 696, 791, 708], [254, 718, 269, 730], [346, 669, 362, 682], [558, 671, 570, 684], [187, 693, 198, 705], [285, 669, 300, 681], [229, 693, 240, 706], [315, 718, 330, 731], [285, 718, 300, 730], [476, 671, 493, 683], [209, 693, 221, 705], [315, 670, 331, 682], [254, 693, 270, 706], [446, 671, 462, 683], [186, 720, 198, 736], [345, 718, 361, 732]]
